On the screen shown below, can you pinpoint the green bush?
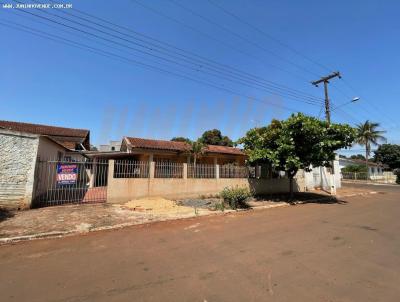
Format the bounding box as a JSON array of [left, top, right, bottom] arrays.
[[394, 169, 400, 184], [220, 186, 251, 209], [342, 164, 368, 173]]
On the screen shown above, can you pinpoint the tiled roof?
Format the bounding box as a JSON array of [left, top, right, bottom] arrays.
[[126, 137, 191, 152], [0, 120, 89, 138], [206, 144, 245, 155], [0, 120, 90, 150], [125, 137, 245, 156]]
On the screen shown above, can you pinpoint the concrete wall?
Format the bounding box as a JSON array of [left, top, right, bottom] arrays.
[[107, 160, 305, 203], [0, 130, 40, 209]]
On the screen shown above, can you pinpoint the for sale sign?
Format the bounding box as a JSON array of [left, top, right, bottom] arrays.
[[56, 163, 78, 185]]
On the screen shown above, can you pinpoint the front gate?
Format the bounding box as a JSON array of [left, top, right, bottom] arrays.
[[33, 158, 108, 207]]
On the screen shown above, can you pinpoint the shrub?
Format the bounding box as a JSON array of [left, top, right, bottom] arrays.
[[394, 169, 400, 184], [220, 186, 251, 210], [342, 164, 368, 173]]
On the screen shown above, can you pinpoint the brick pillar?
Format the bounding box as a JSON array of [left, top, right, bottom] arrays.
[[107, 159, 114, 181], [149, 161, 155, 178], [183, 163, 188, 179]]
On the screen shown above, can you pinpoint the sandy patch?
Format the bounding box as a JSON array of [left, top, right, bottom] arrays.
[[120, 197, 196, 216]]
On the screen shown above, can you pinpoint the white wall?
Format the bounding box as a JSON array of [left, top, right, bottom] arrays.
[[0, 130, 39, 209]]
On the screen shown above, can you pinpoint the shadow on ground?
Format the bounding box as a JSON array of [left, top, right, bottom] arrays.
[[0, 208, 15, 222], [253, 192, 347, 205]]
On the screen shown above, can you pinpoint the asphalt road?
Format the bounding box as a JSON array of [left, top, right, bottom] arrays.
[[1, 184, 400, 302]]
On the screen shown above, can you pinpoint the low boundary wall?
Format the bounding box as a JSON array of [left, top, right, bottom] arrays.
[[106, 160, 305, 203]]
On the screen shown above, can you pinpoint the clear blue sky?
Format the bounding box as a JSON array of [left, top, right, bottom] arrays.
[[1, 0, 399, 154]]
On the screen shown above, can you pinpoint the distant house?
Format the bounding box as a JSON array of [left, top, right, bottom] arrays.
[[120, 136, 246, 165], [0, 120, 90, 151], [339, 157, 385, 174], [98, 140, 122, 152]]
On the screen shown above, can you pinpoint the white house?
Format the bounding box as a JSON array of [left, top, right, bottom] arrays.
[[339, 157, 385, 175]]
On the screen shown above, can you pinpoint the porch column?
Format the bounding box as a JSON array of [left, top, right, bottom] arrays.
[[149, 153, 155, 178], [216, 164, 220, 179], [149, 161, 155, 178], [107, 159, 115, 181], [183, 163, 188, 179]]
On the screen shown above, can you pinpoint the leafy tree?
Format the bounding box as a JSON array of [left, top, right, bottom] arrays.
[[198, 129, 233, 147], [238, 113, 355, 198], [190, 140, 206, 165], [355, 120, 386, 172], [350, 154, 366, 161], [171, 137, 192, 144], [373, 144, 400, 169], [341, 164, 368, 173]]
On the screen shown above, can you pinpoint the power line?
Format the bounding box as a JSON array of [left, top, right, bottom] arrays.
[[206, 0, 334, 73], [9, 1, 324, 106], [0, 18, 305, 114], [129, 0, 313, 83], [45, 0, 323, 102], [168, 0, 320, 77]]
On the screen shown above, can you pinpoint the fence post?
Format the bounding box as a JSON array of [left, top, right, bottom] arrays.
[[108, 159, 115, 181], [216, 164, 220, 179], [183, 163, 188, 179], [355, 172, 357, 180], [149, 161, 155, 178]]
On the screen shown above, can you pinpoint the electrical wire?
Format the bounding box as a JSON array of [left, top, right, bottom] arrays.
[[8, 1, 325, 106]]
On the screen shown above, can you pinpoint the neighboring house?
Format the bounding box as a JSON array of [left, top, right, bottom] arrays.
[[0, 128, 76, 209], [120, 137, 246, 165], [339, 157, 385, 174], [0, 120, 90, 151], [98, 140, 122, 152], [0, 121, 91, 209]]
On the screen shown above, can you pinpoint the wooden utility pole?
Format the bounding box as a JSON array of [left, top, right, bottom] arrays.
[[311, 71, 341, 124], [311, 71, 341, 195]]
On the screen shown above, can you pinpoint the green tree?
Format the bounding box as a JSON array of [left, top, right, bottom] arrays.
[[355, 121, 386, 172], [373, 144, 400, 169], [190, 140, 206, 165], [171, 137, 192, 144], [341, 164, 368, 173], [198, 129, 233, 146], [350, 154, 366, 161], [238, 113, 355, 198]]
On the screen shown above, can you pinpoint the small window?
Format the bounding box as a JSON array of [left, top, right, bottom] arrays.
[[111, 146, 115, 151]]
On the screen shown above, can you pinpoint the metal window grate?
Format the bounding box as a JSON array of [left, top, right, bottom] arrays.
[[187, 163, 216, 178], [154, 161, 183, 178], [219, 165, 253, 178], [114, 160, 149, 178]]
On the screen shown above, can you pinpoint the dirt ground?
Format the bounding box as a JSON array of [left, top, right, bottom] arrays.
[[0, 186, 374, 242], [0, 184, 399, 302]]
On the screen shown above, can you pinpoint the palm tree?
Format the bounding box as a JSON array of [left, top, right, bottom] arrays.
[[190, 140, 206, 165], [355, 120, 386, 175]]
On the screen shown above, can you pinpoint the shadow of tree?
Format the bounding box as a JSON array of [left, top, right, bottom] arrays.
[[0, 208, 15, 222], [253, 192, 347, 205]]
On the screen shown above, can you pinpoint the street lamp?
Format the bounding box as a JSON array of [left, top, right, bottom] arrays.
[[332, 97, 360, 111]]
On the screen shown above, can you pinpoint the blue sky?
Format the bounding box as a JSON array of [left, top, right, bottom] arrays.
[[0, 0, 399, 154]]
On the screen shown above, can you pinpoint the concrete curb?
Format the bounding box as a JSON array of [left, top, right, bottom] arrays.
[[0, 191, 377, 245]]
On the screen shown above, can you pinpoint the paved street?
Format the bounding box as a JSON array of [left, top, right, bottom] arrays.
[[1, 184, 400, 302]]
